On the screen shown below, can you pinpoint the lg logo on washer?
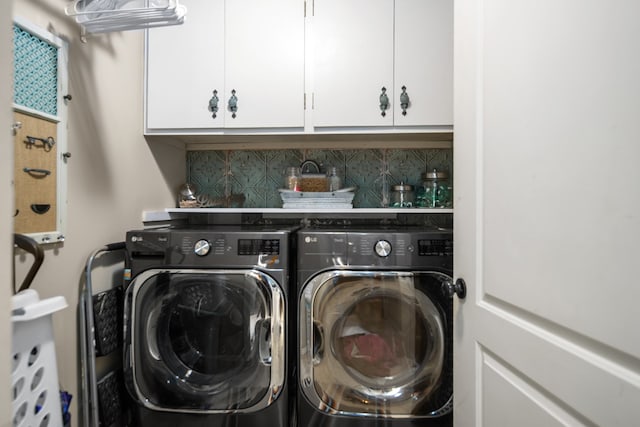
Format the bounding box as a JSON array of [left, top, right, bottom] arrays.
[[304, 235, 346, 245]]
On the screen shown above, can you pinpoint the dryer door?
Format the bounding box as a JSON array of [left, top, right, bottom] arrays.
[[299, 270, 452, 418], [126, 268, 285, 413]]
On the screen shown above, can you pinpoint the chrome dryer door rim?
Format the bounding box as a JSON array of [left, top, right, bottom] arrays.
[[299, 269, 452, 418]]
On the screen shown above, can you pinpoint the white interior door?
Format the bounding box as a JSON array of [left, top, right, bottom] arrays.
[[454, 1, 640, 426]]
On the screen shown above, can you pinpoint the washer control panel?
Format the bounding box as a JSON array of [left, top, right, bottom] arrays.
[[190, 238, 280, 256], [237, 238, 280, 256], [374, 240, 392, 257], [194, 239, 211, 256], [127, 227, 291, 270]]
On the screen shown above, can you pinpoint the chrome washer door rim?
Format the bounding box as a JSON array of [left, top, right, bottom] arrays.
[[127, 268, 285, 414]]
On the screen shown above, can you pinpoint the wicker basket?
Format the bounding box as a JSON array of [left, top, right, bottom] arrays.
[[300, 174, 329, 192]]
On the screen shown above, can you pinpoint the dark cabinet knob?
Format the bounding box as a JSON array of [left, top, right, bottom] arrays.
[[209, 89, 219, 119], [400, 85, 410, 116], [379, 87, 389, 117], [228, 89, 238, 118]]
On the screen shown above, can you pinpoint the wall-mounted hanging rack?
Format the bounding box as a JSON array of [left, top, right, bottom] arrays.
[[64, 0, 186, 35]]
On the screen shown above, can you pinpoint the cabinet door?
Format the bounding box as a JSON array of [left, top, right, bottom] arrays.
[[146, 0, 224, 130], [394, 0, 452, 126], [312, 0, 394, 128], [224, 0, 304, 128]]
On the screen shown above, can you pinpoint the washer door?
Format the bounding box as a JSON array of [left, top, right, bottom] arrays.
[[299, 270, 452, 418], [127, 268, 285, 413]]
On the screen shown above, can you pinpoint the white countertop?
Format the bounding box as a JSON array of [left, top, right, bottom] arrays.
[[143, 207, 453, 222]]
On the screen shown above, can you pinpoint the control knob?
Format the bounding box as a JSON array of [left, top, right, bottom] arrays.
[[374, 240, 392, 257], [194, 239, 211, 256]]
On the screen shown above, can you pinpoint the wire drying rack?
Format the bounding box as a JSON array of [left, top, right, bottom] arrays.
[[64, 0, 187, 37]]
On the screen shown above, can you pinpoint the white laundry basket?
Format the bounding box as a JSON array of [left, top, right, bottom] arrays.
[[11, 289, 68, 427]]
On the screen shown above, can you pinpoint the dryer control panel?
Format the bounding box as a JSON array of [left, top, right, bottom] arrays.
[[418, 238, 454, 256], [347, 232, 452, 268], [297, 228, 453, 271]]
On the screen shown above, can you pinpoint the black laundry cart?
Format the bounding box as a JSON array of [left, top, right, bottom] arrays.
[[79, 242, 127, 427]]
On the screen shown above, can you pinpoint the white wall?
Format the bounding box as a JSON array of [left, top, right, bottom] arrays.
[[11, 0, 185, 421]]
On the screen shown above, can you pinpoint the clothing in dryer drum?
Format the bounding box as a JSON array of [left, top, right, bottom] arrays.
[[300, 270, 452, 418], [128, 268, 285, 413]]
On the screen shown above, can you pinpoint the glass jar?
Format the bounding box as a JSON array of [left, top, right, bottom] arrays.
[[327, 166, 342, 192], [284, 166, 301, 191], [178, 183, 199, 208], [391, 184, 414, 208], [416, 169, 451, 208]]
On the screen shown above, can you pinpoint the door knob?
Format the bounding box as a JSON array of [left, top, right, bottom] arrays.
[[442, 278, 467, 299]]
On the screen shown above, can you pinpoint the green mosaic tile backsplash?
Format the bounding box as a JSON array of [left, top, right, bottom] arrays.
[[187, 148, 452, 208]]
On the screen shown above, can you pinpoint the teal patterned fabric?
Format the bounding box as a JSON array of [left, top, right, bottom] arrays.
[[187, 148, 453, 208], [13, 24, 58, 116]]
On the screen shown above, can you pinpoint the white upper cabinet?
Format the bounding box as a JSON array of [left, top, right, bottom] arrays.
[[145, 0, 305, 133], [146, 0, 224, 130], [312, 0, 452, 129], [394, 0, 452, 126], [145, 0, 452, 135], [224, 0, 304, 129], [312, 0, 394, 128]]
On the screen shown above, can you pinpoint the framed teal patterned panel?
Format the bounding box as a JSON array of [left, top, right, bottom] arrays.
[[12, 17, 69, 245], [13, 23, 59, 116]]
